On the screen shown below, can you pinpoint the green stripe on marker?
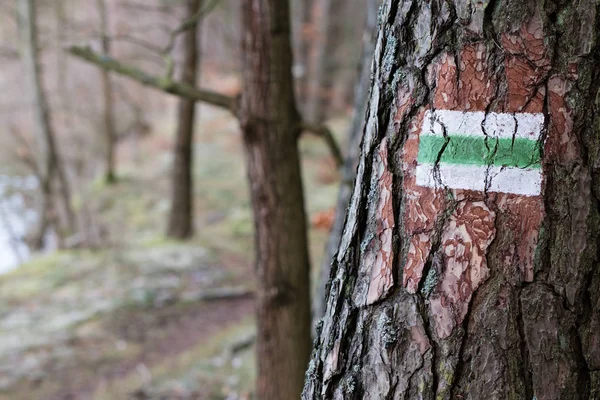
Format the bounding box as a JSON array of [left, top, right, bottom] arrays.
[[417, 135, 542, 169]]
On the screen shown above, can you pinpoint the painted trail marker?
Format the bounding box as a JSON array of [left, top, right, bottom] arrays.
[[416, 110, 545, 196]]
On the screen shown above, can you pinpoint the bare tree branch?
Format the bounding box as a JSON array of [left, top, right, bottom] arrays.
[[163, 0, 220, 54], [161, 0, 220, 78], [108, 33, 165, 54], [118, 0, 178, 15], [67, 46, 237, 113], [300, 123, 344, 168]]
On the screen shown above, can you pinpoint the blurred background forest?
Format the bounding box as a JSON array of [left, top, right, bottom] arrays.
[[0, 0, 376, 399]]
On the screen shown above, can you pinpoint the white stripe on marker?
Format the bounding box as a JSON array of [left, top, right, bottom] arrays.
[[415, 163, 543, 196], [421, 110, 544, 140]]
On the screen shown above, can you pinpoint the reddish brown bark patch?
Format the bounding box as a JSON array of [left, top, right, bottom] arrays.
[[493, 193, 545, 281], [364, 138, 395, 305], [429, 201, 496, 339], [545, 76, 580, 164], [403, 233, 433, 294], [400, 111, 445, 293], [501, 13, 550, 113], [455, 44, 497, 111]]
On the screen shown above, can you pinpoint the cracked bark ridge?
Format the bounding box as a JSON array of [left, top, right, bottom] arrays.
[[353, 137, 395, 306], [303, 1, 600, 399]]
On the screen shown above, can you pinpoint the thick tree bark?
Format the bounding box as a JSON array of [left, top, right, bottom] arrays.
[[240, 1, 312, 398], [167, 0, 202, 240], [304, 1, 600, 399], [95, 0, 118, 184], [17, 0, 76, 243], [307, 0, 344, 123], [314, 0, 380, 321]]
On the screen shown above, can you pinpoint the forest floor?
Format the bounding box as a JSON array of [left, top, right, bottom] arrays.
[[0, 107, 346, 399]]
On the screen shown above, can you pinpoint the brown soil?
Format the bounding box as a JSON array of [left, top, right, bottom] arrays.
[[48, 297, 254, 400]]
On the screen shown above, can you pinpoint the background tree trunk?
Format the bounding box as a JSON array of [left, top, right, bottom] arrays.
[[304, 1, 600, 399], [95, 0, 118, 184], [306, 0, 343, 124], [240, 0, 312, 398], [314, 0, 380, 322], [166, 0, 202, 240], [17, 0, 76, 244], [292, 0, 314, 111]]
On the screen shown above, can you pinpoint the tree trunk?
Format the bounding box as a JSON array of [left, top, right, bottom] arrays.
[[304, 1, 600, 399], [95, 0, 118, 184], [314, 0, 380, 322], [17, 0, 76, 243], [240, 1, 312, 398], [306, 0, 344, 124], [292, 0, 314, 110], [166, 0, 202, 240]]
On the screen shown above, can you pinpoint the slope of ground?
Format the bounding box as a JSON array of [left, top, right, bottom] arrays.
[[0, 107, 346, 399]]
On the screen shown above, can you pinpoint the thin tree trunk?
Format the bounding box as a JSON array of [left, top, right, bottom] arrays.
[[95, 0, 118, 184], [166, 0, 202, 239], [292, 0, 313, 110], [304, 1, 600, 399], [17, 0, 76, 243], [314, 0, 379, 322], [240, 1, 312, 398], [307, 0, 343, 124]]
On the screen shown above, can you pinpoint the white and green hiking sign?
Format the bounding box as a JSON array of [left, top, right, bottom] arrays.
[[416, 110, 545, 196]]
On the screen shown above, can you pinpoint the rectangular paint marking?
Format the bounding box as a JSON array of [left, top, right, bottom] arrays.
[[417, 110, 545, 196]]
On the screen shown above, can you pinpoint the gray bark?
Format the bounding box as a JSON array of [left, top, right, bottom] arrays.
[[304, 1, 600, 399], [314, 0, 380, 321]]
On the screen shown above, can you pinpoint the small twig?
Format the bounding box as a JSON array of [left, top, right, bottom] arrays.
[[108, 33, 165, 54], [300, 122, 344, 168], [118, 1, 174, 15], [180, 286, 254, 303], [163, 0, 220, 55], [160, 0, 220, 79], [229, 332, 256, 355]]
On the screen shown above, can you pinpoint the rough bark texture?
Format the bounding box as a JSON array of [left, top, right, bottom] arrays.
[[240, 1, 313, 399], [315, 0, 381, 321], [167, 0, 202, 240], [18, 0, 76, 242], [96, 0, 118, 184], [304, 1, 600, 399]]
